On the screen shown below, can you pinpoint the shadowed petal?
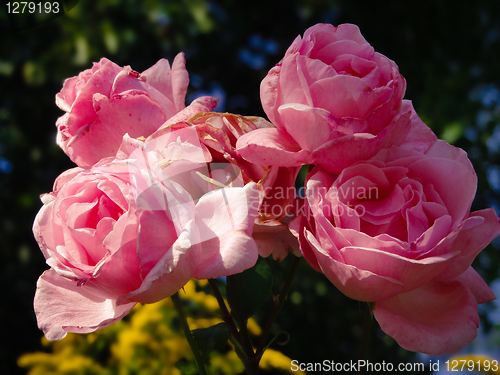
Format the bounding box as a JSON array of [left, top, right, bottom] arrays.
[[374, 281, 480, 355]]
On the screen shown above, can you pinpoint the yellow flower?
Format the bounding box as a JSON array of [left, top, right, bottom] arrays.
[[260, 349, 306, 374]]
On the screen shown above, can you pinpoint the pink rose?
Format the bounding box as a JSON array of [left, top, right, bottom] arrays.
[[135, 107, 300, 261], [121, 128, 261, 279], [55, 53, 189, 167], [33, 134, 260, 340], [237, 23, 410, 173], [291, 138, 500, 355]]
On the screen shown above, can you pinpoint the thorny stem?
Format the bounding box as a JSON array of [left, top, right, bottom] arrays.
[[208, 279, 247, 358], [208, 279, 256, 373]]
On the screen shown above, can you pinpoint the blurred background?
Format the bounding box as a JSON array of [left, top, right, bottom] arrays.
[[2, 0, 500, 374]]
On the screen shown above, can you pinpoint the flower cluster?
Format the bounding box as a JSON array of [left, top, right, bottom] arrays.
[[33, 23, 500, 357]]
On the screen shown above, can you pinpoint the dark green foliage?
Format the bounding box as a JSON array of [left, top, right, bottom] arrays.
[[192, 322, 231, 360], [227, 257, 273, 320]]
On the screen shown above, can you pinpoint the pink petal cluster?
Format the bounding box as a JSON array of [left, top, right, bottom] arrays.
[[237, 23, 499, 355], [291, 129, 500, 353], [236, 23, 409, 173], [56, 54, 189, 167], [34, 57, 268, 340], [34, 127, 260, 340]]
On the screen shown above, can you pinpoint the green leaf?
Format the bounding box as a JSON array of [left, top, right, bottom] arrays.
[[227, 257, 273, 319], [192, 323, 231, 360]]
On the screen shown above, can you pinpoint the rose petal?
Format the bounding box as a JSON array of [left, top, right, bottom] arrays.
[[236, 127, 311, 167], [141, 53, 189, 112], [158, 96, 219, 130], [67, 60, 122, 134], [135, 210, 178, 276], [374, 281, 480, 355], [315, 40, 371, 65], [275, 54, 309, 107], [304, 23, 368, 57], [192, 183, 260, 279], [83, 232, 143, 300], [289, 215, 321, 272], [260, 65, 281, 125], [67, 91, 167, 166], [306, 228, 405, 301], [454, 267, 496, 304], [309, 75, 392, 119], [34, 269, 135, 341], [117, 221, 196, 304], [405, 148, 477, 228], [112, 68, 178, 118], [313, 110, 411, 174], [252, 222, 299, 261], [278, 103, 335, 151], [399, 100, 437, 153], [366, 70, 406, 134], [56, 75, 80, 112], [437, 208, 500, 281], [338, 245, 454, 294], [295, 55, 337, 106]]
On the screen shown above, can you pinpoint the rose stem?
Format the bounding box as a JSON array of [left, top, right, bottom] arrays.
[[255, 255, 301, 359], [226, 275, 260, 375], [171, 291, 208, 375], [208, 278, 248, 362]]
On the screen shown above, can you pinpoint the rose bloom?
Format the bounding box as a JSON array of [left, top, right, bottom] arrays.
[[33, 137, 259, 340], [55, 54, 189, 167], [127, 104, 301, 260], [291, 133, 500, 355], [237, 23, 409, 174]]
